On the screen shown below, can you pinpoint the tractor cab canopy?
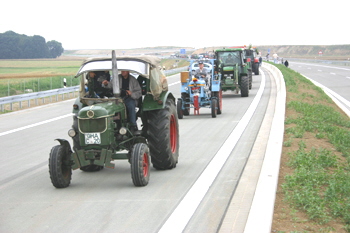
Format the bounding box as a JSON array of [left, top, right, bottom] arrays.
[[75, 56, 168, 103]]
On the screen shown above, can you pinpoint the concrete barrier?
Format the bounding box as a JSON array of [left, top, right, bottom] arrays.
[[244, 63, 286, 232]]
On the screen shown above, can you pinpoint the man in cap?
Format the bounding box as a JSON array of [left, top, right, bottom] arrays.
[[194, 61, 209, 85]]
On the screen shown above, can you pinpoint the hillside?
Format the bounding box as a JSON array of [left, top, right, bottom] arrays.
[[62, 45, 350, 61], [194, 45, 350, 60]]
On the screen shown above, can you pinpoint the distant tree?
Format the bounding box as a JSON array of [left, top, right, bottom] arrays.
[[0, 31, 22, 59], [0, 31, 63, 59], [47, 40, 64, 58]]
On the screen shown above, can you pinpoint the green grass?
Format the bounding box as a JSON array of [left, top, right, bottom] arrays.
[[0, 59, 82, 97], [0, 76, 80, 97], [273, 63, 350, 232]]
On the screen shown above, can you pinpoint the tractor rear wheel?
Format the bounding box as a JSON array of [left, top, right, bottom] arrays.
[[147, 99, 179, 170], [241, 76, 249, 97], [212, 89, 222, 114], [211, 98, 217, 118], [49, 145, 72, 188], [249, 70, 253, 90], [177, 99, 183, 119], [254, 63, 260, 75], [131, 143, 150, 187], [181, 93, 190, 115]]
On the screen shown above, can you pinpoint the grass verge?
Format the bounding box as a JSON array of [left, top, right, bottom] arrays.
[[272, 63, 350, 232]]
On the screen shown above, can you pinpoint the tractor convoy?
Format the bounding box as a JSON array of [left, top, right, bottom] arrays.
[[49, 46, 261, 188]]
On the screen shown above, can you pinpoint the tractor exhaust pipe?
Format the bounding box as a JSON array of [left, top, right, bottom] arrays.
[[111, 50, 120, 96]]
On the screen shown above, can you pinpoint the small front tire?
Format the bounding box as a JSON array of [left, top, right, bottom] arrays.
[[131, 143, 150, 187], [49, 145, 72, 188]]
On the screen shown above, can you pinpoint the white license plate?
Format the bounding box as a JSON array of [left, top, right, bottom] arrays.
[[85, 133, 101, 144]]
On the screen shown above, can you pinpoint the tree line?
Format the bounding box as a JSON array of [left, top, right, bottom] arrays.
[[0, 31, 64, 59]]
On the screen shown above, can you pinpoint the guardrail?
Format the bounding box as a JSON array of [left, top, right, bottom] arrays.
[[0, 86, 79, 112], [0, 67, 188, 112]]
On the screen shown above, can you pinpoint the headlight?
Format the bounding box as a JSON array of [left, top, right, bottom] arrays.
[[68, 129, 76, 137]]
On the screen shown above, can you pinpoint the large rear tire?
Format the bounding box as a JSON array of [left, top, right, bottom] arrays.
[[49, 145, 72, 188], [211, 98, 217, 118], [181, 93, 190, 116], [147, 99, 179, 170], [240, 76, 249, 97], [212, 89, 222, 114], [131, 143, 150, 187], [177, 99, 183, 119], [248, 70, 253, 90], [254, 63, 260, 75]]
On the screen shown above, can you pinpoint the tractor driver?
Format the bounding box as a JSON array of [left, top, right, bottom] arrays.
[[118, 71, 142, 132], [225, 53, 235, 63], [194, 61, 209, 86]]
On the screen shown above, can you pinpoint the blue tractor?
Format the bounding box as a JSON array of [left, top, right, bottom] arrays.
[[177, 59, 222, 118]]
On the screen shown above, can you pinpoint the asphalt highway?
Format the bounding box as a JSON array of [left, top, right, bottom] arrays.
[[0, 66, 279, 233]]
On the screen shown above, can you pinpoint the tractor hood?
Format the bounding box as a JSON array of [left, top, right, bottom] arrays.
[[78, 102, 124, 119]]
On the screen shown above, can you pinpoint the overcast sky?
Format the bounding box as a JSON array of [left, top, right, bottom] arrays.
[[1, 0, 348, 50]]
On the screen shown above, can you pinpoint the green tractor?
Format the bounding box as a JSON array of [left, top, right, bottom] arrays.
[[49, 51, 179, 188], [214, 47, 253, 97]]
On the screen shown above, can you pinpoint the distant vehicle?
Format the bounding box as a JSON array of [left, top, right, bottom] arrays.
[[178, 59, 222, 118]]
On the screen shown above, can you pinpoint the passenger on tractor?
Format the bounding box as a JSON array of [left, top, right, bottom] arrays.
[[86, 71, 113, 98], [194, 61, 210, 86]]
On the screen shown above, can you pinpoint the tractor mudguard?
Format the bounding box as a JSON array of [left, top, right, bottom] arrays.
[[142, 91, 176, 111], [55, 139, 73, 154]]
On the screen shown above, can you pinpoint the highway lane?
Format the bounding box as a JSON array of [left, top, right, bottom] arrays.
[[288, 61, 350, 113], [0, 68, 275, 232]]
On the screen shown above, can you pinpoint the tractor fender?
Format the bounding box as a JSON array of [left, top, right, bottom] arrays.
[[55, 139, 73, 154], [142, 91, 176, 111]]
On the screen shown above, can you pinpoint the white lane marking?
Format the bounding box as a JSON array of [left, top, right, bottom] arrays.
[[0, 113, 73, 137], [292, 62, 350, 71], [302, 74, 350, 117], [318, 70, 322, 72], [158, 71, 266, 233], [330, 72, 336, 75], [168, 81, 181, 87]]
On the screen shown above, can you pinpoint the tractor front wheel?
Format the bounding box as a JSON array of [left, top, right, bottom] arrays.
[[49, 145, 72, 188], [131, 143, 150, 187]]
